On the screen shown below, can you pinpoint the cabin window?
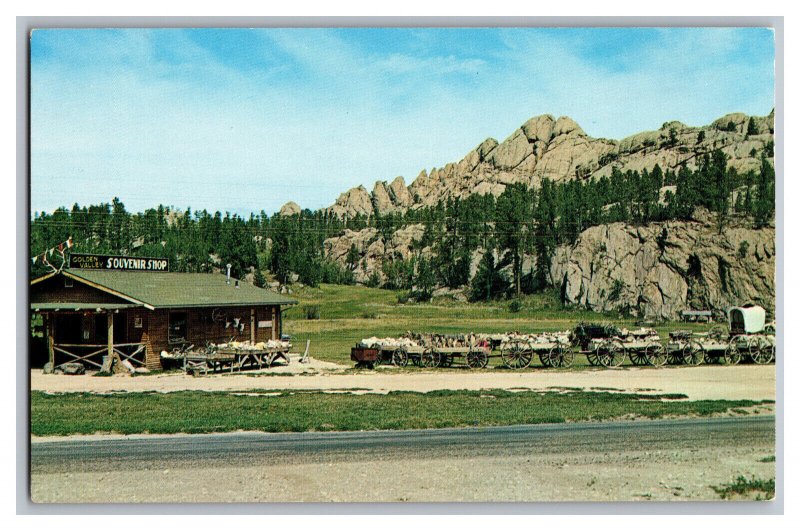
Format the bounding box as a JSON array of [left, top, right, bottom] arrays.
[[169, 311, 188, 344]]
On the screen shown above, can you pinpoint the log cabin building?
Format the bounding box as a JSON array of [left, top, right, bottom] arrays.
[[30, 269, 297, 370]]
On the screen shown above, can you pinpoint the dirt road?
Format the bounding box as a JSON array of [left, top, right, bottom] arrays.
[[30, 416, 775, 503], [31, 362, 776, 401]]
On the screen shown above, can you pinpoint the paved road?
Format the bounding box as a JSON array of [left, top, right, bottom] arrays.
[[32, 416, 774, 473]]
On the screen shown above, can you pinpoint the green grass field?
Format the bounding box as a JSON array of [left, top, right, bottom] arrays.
[[282, 284, 719, 365], [30, 390, 769, 436]]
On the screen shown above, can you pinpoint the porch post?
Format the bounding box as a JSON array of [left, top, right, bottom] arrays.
[[250, 308, 255, 343], [107, 312, 114, 359], [45, 313, 54, 367]]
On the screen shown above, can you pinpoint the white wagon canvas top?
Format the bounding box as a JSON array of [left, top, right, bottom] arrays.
[[728, 305, 767, 334]]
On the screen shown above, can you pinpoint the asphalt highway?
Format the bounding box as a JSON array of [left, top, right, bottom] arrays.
[[31, 416, 775, 474]]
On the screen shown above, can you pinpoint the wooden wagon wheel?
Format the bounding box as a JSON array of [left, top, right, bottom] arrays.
[[539, 350, 553, 367], [420, 348, 442, 368], [749, 336, 774, 365], [392, 347, 409, 367], [548, 344, 575, 368], [644, 342, 667, 367], [681, 339, 705, 366], [466, 348, 489, 369], [723, 337, 743, 365], [666, 345, 685, 365], [585, 344, 601, 366], [598, 339, 626, 368], [440, 354, 454, 368], [502, 341, 532, 369], [629, 348, 649, 366]]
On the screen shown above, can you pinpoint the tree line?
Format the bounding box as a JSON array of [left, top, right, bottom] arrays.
[[30, 149, 775, 301]]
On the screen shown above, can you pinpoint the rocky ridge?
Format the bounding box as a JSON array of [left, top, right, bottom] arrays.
[[313, 111, 773, 219]]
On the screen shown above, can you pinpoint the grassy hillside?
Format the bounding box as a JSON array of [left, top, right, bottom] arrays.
[[282, 284, 715, 365]]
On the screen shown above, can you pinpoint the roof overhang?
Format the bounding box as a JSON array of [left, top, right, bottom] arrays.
[[30, 303, 143, 312], [150, 300, 299, 309]]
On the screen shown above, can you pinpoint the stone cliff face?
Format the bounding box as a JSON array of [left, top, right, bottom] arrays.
[[325, 111, 774, 218], [323, 224, 426, 283], [550, 213, 775, 319]]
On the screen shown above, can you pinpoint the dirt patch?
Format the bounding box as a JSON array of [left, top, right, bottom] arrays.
[[31, 364, 776, 402], [31, 441, 775, 502]]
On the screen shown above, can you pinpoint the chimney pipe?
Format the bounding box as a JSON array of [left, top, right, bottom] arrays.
[[226, 263, 232, 284]]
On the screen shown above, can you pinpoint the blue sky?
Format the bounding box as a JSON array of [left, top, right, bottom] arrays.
[[30, 27, 775, 217]]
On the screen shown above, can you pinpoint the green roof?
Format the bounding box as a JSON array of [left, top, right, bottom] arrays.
[[58, 270, 297, 309]]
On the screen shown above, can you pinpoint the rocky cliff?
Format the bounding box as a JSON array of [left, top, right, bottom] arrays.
[[550, 212, 775, 319], [324, 111, 774, 218]]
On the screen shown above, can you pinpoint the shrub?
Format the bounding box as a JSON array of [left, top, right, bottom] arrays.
[[318, 260, 355, 285], [738, 240, 750, 260], [509, 299, 523, 313], [608, 279, 625, 302], [765, 140, 774, 157], [253, 268, 267, 288], [365, 271, 381, 288], [396, 292, 411, 304], [303, 305, 320, 320], [361, 311, 378, 319], [696, 130, 705, 144]]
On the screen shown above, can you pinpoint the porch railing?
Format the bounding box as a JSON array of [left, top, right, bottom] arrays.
[[53, 342, 146, 369]]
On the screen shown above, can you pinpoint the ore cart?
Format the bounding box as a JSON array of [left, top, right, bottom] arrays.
[[351, 346, 380, 369], [351, 343, 426, 369], [416, 334, 493, 369], [666, 326, 741, 365], [495, 334, 574, 369], [571, 323, 665, 368], [665, 330, 706, 366], [375, 344, 427, 368]]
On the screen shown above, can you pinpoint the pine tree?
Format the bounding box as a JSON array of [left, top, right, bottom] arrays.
[[469, 246, 509, 301], [496, 184, 532, 297], [532, 179, 557, 290], [746, 116, 759, 137]]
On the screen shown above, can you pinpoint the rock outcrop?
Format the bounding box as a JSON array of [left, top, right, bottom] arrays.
[[327, 186, 374, 219], [320, 110, 774, 218], [550, 214, 775, 319], [278, 201, 301, 217], [323, 224, 426, 283]]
